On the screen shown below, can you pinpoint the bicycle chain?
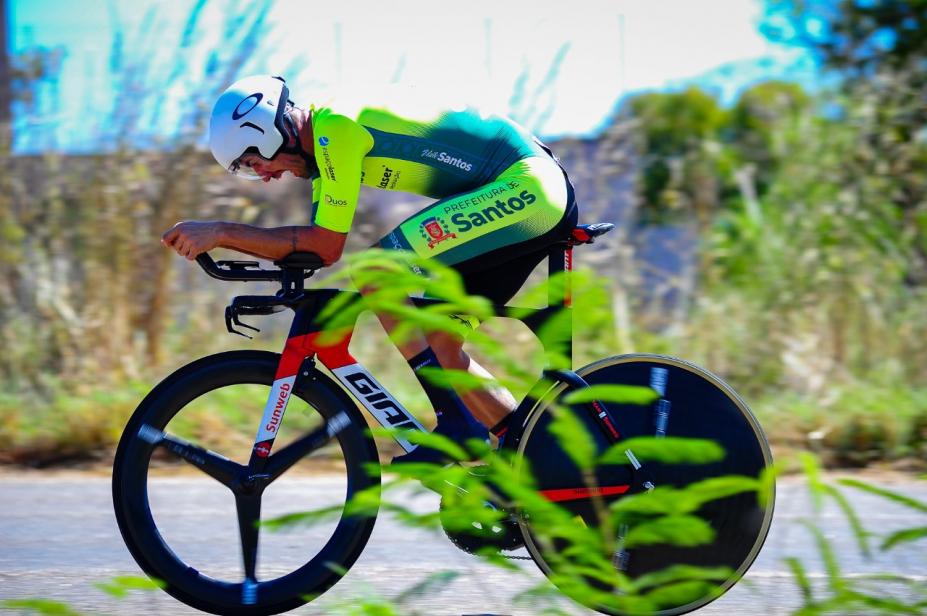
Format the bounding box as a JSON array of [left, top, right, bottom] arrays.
[[502, 553, 534, 560]]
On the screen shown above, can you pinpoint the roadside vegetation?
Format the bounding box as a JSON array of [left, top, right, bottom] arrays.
[[1, 0, 925, 473]]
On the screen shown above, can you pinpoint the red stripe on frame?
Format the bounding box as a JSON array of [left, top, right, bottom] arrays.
[[275, 340, 308, 379], [275, 330, 356, 378], [306, 330, 356, 369], [540, 485, 630, 503]]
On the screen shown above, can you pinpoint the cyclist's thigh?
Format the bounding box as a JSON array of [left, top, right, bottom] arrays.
[[379, 155, 572, 267]]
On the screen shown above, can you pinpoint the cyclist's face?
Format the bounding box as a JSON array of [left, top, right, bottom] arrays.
[[238, 152, 310, 183]]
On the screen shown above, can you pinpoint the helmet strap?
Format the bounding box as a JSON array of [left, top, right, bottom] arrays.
[[280, 110, 317, 175]]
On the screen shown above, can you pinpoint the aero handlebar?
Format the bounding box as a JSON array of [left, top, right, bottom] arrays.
[[194, 252, 324, 282]]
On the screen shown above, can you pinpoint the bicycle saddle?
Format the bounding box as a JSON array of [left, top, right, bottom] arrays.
[[568, 222, 615, 245]]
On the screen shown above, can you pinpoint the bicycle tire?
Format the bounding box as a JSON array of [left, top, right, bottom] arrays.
[[512, 354, 774, 616], [112, 351, 380, 616]]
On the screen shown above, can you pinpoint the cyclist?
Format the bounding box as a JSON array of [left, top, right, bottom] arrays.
[[162, 75, 578, 463]]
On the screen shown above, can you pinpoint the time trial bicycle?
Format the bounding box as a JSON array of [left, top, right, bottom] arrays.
[[112, 221, 774, 615]]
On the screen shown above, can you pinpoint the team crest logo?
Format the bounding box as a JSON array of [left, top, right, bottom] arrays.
[[419, 216, 456, 249]]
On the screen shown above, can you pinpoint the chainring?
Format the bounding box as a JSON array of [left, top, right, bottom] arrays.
[[438, 496, 525, 553]]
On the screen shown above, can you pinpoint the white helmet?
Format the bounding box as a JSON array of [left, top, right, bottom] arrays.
[[209, 75, 292, 180]]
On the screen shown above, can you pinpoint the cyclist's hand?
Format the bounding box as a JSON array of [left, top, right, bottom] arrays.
[[161, 221, 225, 260]]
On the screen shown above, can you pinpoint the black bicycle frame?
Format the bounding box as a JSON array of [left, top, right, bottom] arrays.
[[196, 241, 623, 474]]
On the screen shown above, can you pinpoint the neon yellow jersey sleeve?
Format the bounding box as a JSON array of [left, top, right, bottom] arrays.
[[310, 108, 374, 233]]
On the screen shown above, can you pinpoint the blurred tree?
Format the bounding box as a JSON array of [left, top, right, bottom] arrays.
[[625, 87, 727, 231], [762, 0, 927, 77], [626, 82, 813, 225], [726, 80, 811, 197], [762, 0, 927, 283]]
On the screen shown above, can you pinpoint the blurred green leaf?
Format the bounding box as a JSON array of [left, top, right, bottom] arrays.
[[785, 556, 815, 606], [392, 570, 460, 605], [563, 384, 660, 406], [758, 460, 781, 511], [799, 452, 827, 514], [629, 564, 733, 593], [624, 514, 716, 548], [0, 600, 82, 616], [802, 521, 846, 596], [546, 405, 596, 470], [324, 562, 350, 577], [511, 582, 572, 608], [840, 589, 927, 615], [261, 504, 344, 531], [611, 475, 759, 520], [837, 478, 927, 515], [881, 527, 927, 551], [643, 579, 720, 610], [472, 547, 524, 572], [343, 485, 382, 519], [824, 485, 872, 558], [417, 367, 501, 394], [600, 436, 725, 465], [93, 575, 165, 599], [345, 601, 398, 616], [391, 428, 470, 463]]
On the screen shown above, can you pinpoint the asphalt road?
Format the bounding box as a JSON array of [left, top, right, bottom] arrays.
[[0, 472, 924, 615]]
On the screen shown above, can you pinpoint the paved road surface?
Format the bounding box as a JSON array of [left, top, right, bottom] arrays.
[[1, 473, 924, 615]]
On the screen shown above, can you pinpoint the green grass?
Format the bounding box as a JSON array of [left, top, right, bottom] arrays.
[[2, 363, 925, 469], [753, 383, 927, 468]]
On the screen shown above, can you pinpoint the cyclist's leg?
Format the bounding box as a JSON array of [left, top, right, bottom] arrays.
[[372, 155, 575, 437]]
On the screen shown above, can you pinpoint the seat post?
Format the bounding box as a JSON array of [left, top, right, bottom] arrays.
[[547, 244, 573, 367]]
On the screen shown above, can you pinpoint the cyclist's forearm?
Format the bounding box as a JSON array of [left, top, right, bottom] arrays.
[[218, 222, 346, 264], [217, 223, 301, 260]]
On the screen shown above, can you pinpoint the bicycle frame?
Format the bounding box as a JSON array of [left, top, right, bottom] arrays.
[[244, 246, 577, 471]]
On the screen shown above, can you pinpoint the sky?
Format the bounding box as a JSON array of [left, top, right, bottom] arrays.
[[11, 0, 818, 153]]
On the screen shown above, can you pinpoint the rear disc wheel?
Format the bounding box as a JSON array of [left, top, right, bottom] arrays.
[[514, 354, 774, 616]]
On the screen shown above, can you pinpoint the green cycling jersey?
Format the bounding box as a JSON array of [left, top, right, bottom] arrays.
[[309, 104, 550, 234]]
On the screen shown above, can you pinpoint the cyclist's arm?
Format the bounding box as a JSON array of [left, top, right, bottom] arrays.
[[311, 110, 374, 233], [165, 112, 370, 264], [214, 174, 345, 264], [215, 222, 346, 265]]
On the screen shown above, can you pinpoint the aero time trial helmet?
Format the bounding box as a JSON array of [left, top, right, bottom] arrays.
[[209, 75, 291, 180]]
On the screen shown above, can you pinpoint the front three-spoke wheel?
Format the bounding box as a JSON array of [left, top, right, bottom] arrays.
[[112, 351, 380, 616]]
